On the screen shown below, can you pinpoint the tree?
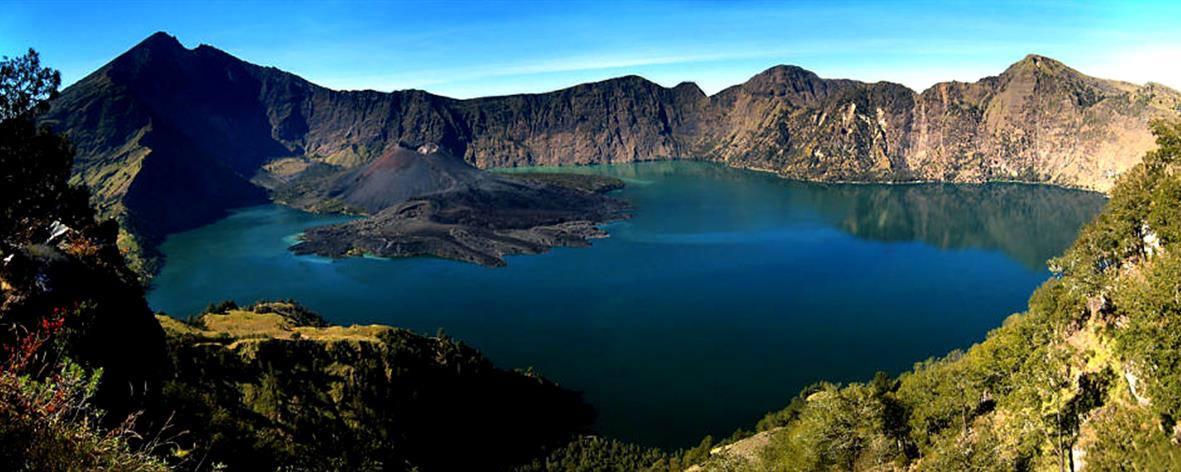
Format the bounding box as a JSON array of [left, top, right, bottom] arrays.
[[0, 47, 167, 430], [0, 48, 60, 122], [0, 49, 92, 240]]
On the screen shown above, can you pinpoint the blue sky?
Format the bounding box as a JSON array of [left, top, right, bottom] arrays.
[[3, 1, 1180, 98]]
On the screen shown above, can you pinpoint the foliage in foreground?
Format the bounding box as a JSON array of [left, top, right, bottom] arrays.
[[0, 307, 166, 471], [1, 49, 169, 471]]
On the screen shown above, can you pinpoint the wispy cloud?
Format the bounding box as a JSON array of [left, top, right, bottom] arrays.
[[307, 38, 1052, 97], [21, 0, 1180, 97]]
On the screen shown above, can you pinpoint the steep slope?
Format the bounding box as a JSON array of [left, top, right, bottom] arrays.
[[4, 94, 598, 470], [454, 76, 708, 167], [701, 56, 1181, 190], [43, 33, 277, 271], [905, 55, 1181, 190], [701, 67, 916, 181], [45, 33, 643, 271], [45, 33, 1181, 273]]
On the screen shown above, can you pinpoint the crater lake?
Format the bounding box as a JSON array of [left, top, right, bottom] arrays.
[[148, 161, 1106, 448]]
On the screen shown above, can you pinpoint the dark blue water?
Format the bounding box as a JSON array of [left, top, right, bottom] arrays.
[[148, 161, 1105, 448]]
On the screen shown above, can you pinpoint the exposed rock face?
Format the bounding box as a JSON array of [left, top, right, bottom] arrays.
[[44, 32, 1181, 267], [697, 67, 916, 181], [693, 57, 1181, 189], [903, 55, 1181, 189], [455, 77, 708, 167]]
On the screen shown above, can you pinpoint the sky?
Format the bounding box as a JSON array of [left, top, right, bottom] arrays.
[[2, 0, 1180, 98]]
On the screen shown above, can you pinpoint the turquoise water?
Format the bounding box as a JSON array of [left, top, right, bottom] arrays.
[[148, 161, 1106, 448]]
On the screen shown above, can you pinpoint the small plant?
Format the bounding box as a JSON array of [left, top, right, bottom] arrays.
[[0, 307, 168, 470]]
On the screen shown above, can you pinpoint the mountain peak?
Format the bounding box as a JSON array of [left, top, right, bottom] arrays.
[[673, 81, 706, 95], [573, 74, 661, 91], [760, 64, 817, 77], [134, 31, 185, 52], [609, 74, 654, 84], [748, 65, 827, 87], [94, 31, 193, 81], [1004, 53, 1071, 76], [728, 64, 834, 99], [1026, 53, 1065, 64]]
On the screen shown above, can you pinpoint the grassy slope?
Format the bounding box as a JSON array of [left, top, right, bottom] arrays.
[[155, 301, 594, 471]]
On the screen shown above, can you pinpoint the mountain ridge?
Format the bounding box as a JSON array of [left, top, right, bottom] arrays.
[[44, 32, 1181, 272]]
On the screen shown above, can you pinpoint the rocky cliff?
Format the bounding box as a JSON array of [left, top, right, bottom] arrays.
[[695, 57, 1181, 189], [44, 32, 1181, 270]]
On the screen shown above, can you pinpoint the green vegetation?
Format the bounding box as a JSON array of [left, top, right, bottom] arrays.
[[516, 435, 719, 472], [154, 302, 593, 471], [0, 49, 92, 241], [0, 321, 167, 471], [0, 48, 60, 122]]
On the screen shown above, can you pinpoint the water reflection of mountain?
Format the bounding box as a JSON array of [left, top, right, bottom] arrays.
[[794, 182, 1107, 269], [507, 160, 1107, 269]]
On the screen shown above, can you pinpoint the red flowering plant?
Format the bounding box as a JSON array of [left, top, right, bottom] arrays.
[[0, 304, 101, 424], [0, 304, 170, 469]]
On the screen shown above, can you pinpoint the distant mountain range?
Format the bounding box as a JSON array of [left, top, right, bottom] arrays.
[[43, 32, 1181, 271]]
